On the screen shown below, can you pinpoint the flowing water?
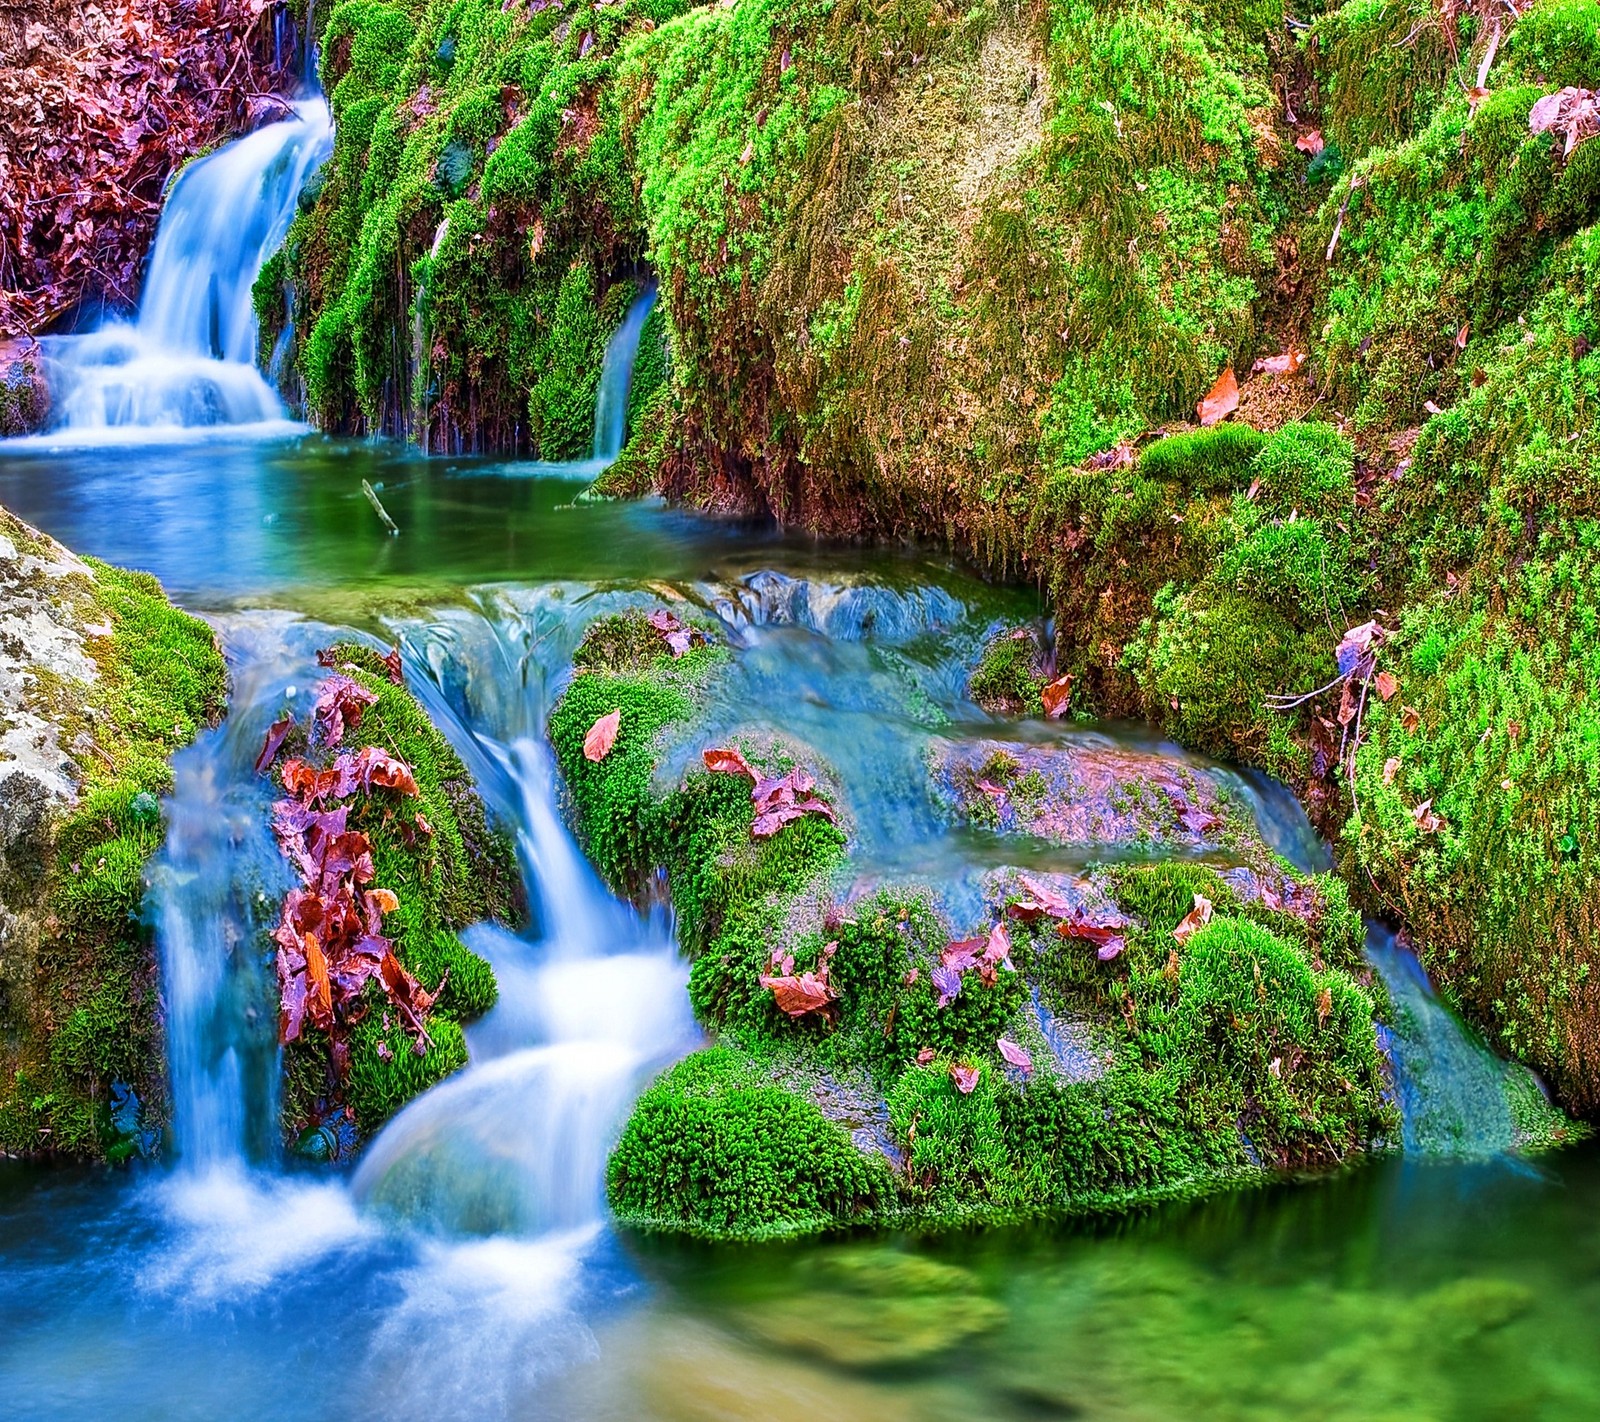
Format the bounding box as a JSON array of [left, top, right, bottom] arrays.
[[20, 101, 332, 443], [2, 111, 1600, 1422]]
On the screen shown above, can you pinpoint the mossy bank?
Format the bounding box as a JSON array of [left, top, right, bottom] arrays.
[[270, 0, 1600, 1118], [0, 507, 227, 1160], [549, 607, 1414, 1241]]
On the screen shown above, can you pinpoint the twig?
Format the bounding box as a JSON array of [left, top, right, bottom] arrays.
[[362, 480, 401, 536], [1475, 25, 1501, 91], [1326, 177, 1362, 263], [1266, 670, 1350, 711]]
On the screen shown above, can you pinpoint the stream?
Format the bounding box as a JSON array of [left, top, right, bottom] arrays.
[[3, 99, 1600, 1422]]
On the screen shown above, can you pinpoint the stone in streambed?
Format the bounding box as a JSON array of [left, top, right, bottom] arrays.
[[931, 735, 1233, 849]]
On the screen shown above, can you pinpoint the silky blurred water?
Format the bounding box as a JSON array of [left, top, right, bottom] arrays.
[[1, 435, 1594, 1420]]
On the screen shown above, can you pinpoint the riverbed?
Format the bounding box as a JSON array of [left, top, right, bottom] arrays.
[[3, 435, 1598, 1421]]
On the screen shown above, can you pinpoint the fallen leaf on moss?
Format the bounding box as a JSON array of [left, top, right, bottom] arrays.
[[1197, 367, 1239, 426], [1316, 985, 1333, 1028], [1058, 914, 1128, 961], [1177, 802, 1222, 836], [916, 1046, 936, 1066], [1251, 347, 1307, 375], [1455, 323, 1470, 350], [382, 647, 405, 685], [584, 709, 621, 761], [1375, 671, 1399, 701], [1412, 799, 1445, 833], [759, 970, 836, 1018], [1009, 873, 1075, 920], [950, 1064, 980, 1094], [647, 606, 705, 658], [1294, 128, 1324, 156], [1172, 893, 1213, 945], [313, 675, 379, 747], [1401, 705, 1421, 733], [1335, 620, 1390, 678], [1529, 86, 1599, 157], [998, 1037, 1033, 1076], [255, 714, 294, 777], [931, 964, 964, 1008], [1041, 673, 1074, 718], [1383, 756, 1401, 785], [703, 746, 756, 780]]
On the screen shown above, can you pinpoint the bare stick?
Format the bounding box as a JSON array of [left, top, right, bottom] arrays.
[[362, 480, 401, 536]]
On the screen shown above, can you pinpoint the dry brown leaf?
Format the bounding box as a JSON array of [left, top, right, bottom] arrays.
[[1375, 670, 1399, 701], [1041, 673, 1074, 719], [1172, 893, 1214, 945], [1197, 367, 1240, 427], [1382, 756, 1401, 786]]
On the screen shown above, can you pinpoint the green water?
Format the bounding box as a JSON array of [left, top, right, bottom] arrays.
[[2, 434, 1596, 1421]]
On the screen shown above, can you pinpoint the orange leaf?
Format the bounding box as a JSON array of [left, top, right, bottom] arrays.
[[1251, 347, 1306, 376], [1197, 367, 1239, 427], [584, 709, 621, 762], [1382, 756, 1401, 786], [1172, 893, 1213, 945], [758, 971, 836, 1018], [305, 932, 333, 1029], [703, 746, 756, 781], [1041, 673, 1074, 719], [1295, 128, 1324, 156], [1375, 670, 1399, 701]]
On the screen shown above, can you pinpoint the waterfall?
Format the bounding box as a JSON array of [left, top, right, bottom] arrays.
[[33, 101, 331, 441], [353, 608, 695, 1235], [591, 285, 657, 464], [148, 614, 311, 1167], [1365, 923, 1522, 1156]]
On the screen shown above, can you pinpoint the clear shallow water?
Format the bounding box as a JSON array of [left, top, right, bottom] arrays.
[[2, 433, 1596, 1418]]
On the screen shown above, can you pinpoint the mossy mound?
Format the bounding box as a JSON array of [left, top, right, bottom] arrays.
[[550, 609, 1396, 1240], [0, 531, 227, 1160], [277, 642, 522, 1150]]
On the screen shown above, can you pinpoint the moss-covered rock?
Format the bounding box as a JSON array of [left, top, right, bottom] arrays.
[[275, 641, 522, 1149], [549, 606, 1397, 1240], [0, 508, 227, 1159]]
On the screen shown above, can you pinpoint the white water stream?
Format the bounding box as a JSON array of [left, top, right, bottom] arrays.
[[38, 101, 332, 441]]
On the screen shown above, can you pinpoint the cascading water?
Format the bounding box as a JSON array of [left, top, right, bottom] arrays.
[[591, 284, 657, 464], [353, 606, 695, 1236], [32, 101, 331, 440]]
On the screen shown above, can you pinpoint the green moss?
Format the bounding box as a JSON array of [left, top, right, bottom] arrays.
[[607, 1045, 894, 1239], [1139, 424, 1268, 493], [968, 630, 1048, 715], [0, 548, 226, 1159]]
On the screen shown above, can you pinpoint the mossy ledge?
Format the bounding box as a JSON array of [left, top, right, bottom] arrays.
[[273, 0, 1600, 1118], [549, 608, 1401, 1241], [276, 642, 523, 1155], [0, 508, 227, 1160]]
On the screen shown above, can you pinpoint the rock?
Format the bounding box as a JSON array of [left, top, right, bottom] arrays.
[[0, 338, 50, 436], [931, 736, 1233, 848]]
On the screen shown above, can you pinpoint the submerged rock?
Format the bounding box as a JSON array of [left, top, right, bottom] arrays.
[[0, 339, 49, 436], [931, 735, 1234, 850]]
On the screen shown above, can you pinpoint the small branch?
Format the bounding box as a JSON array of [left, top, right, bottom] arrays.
[[362, 480, 401, 536]]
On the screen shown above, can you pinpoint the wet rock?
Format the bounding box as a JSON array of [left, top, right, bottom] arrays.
[[0, 339, 49, 436], [932, 736, 1232, 849]]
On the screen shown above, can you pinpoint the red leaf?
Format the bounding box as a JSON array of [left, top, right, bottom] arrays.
[[1041, 673, 1074, 719], [759, 971, 836, 1017], [1294, 128, 1324, 156], [255, 714, 294, 777], [1375, 670, 1399, 702], [916, 1046, 936, 1066], [950, 1063, 980, 1095], [313, 675, 378, 747], [703, 746, 756, 781], [1008, 872, 1074, 920], [584, 709, 621, 762], [998, 1037, 1033, 1076], [1058, 914, 1128, 960], [353, 745, 420, 796], [382, 646, 405, 685], [1197, 368, 1239, 427]]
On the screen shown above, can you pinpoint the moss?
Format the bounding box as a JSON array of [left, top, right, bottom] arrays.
[[276, 642, 519, 1144], [0, 552, 226, 1160], [968, 629, 1049, 715], [607, 1045, 894, 1239], [1139, 425, 1268, 493]]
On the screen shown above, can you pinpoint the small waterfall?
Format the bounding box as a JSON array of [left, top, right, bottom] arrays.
[[591, 284, 657, 464], [148, 615, 311, 1167], [1366, 923, 1522, 1156], [33, 101, 331, 440], [352, 608, 695, 1235]]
